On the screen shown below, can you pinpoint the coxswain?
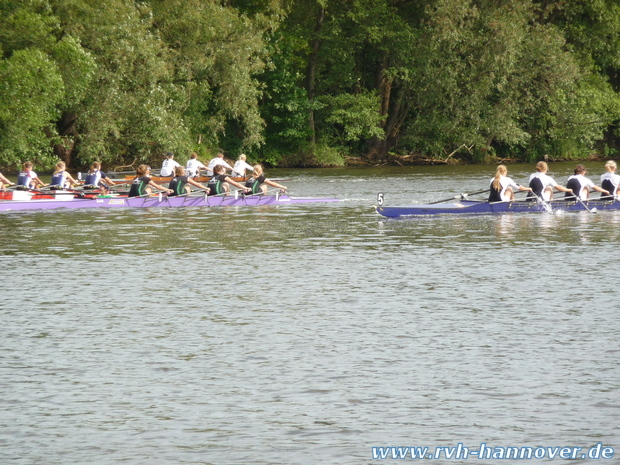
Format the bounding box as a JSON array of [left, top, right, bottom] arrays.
[[83, 161, 115, 191], [50, 161, 79, 189], [565, 164, 608, 200], [527, 161, 572, 201], [185, 152, 208, 178], [231, 154, 254, 178], [128, 165, 172, 197], [488, 165, 531, 202], [207, 164, 249, 196], [0, 171, 15, 190], [600, 160, 620, 200], [245, 164, 287, 194], [16, 162, 46, 189], [206, 152, 233, 176], [160, 152, 181, 177], [168, 166, 210, 196]]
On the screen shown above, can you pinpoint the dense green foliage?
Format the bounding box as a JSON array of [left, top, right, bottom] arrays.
[[1, 0, 619, 171]]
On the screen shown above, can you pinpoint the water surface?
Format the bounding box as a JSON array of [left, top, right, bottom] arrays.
[[1, 163, 618, 464]]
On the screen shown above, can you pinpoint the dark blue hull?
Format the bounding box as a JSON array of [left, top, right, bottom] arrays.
[[376, 199, 620, 218]]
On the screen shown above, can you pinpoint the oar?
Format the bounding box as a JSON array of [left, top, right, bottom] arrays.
[[561, 190, 597, 214], [428, 189, 489, 205]]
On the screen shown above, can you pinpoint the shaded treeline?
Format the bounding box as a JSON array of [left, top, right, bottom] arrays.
[[1, 0, 620, 171]]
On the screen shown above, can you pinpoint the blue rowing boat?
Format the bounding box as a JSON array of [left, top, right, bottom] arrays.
[[375, 194, 620, 218]]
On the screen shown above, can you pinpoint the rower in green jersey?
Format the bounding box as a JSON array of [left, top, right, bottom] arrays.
[[245, 164, 287, 194], [168, 166, 210, 196], [207, 164, 249, 196], [128, 164, 173, 197]]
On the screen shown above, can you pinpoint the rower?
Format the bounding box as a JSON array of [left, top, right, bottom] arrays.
[[488, 165, 531, 202], [207, 164, 249, 195], [564, 164, 608, 201], [206, 152, 233, 176], [185, 152, 208, 178], [600, 160, 620, 200], [83, 161, 115, 191], [245, 164, 287, 194], [16, 161, 46, 189], [0, 171, 15, 190], [128, 165, 173, 197], [231, 154, 254, 178], [527, 161, 572, 201], [50, 161, 79, 189], [168, 166, 210, 196], [160, 152, 181, 177]]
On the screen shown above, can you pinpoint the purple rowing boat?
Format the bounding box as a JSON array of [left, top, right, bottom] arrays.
[[0, 192, 340, 212]]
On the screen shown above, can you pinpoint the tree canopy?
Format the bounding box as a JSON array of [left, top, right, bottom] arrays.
[[1, 0, 619, 171]]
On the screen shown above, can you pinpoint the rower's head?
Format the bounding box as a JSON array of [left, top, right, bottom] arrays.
[[90, 161, 101, 171], [54, 161, 66, 172], [136, 164, 150, 176], [166, 152, 174, 159], [605, 160, 617, 172], [536, 161, 548, 173], [213, 164, 225, 175], [574, 164, 586, 175], [238, 154, 247, 161], [496, 165, 507, 176], [174, 166, 185, 176], [252, 164, 264, 177], [217, 153, 224, 159], [23, 161, 33, 170], [190, 152, 198, 159]]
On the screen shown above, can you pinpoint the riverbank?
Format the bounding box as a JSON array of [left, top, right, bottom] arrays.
[[345, 151, 611, 167]]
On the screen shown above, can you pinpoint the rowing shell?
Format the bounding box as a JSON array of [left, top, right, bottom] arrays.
[[0, 192, 340, 212], [376, 198, 620, 218]]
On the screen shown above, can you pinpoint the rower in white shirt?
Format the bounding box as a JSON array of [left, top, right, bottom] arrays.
[[186, 152, 208, 178], [565, 164, 608, 200], [231, 154, 254, 178], [206, 152, 233, 176], [160, 152, 181, 177], [600, 160, 620, 200]]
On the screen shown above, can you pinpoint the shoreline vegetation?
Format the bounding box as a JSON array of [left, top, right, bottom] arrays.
[[1, 1, 619, 172]]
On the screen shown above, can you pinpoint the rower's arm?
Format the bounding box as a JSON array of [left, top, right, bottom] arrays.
[[225, 177, 248, 190], [187, 178, 209, 191], [265, 179, 287, 190], [148, 181, 173, 193]]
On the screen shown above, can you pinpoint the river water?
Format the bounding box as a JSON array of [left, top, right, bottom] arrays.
[[1, 162, 618, 464]]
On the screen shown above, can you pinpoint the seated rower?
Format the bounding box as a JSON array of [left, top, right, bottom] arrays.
[[83, 162, 115, 191], [16, 161, 46, 189], [231, 154, 254, 178], [185, 152, 208, 178], [207, 164, 249, 196], [600, 160, 620, 200], [527, 161, 572, 201], [488, 165, 531, 202], [168, 166, 210, 196], [160, 152, 181, 177], [206, 152, 233, 176], [565, 164, 608, 201], [0, 171, 15, 190], [245, 164, 288, 194], [50, 161, 79, 189], [128, 165, 172, 197]]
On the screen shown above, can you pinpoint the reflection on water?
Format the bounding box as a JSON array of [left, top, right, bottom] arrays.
[[1, 165, 619, 465]]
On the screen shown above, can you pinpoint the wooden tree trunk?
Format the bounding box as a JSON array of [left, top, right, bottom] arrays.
[[53, 111, 79, 166], [305, 4, 325, 146]]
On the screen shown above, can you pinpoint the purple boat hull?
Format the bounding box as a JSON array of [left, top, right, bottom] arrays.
[[0, 194, 340, 212], [376, 199, 620, 217]]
